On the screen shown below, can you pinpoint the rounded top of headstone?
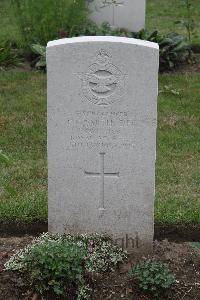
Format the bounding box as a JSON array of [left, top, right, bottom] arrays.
[[47, 36, 159, 50]]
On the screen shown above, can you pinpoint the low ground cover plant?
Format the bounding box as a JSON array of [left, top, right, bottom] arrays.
[[130, 259, 175, 297], [4, 233, 127, 299], [30, 44, 46, 70], [0, 41, 20, 69], [132, 30, 190, 70]]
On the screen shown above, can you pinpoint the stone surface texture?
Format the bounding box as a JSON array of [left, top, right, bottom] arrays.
[[88, 0, 146, 32], [47, 36, 159, 253]]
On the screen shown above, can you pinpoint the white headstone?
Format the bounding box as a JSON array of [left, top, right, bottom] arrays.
[[47, 36, 159, 253], [88, 0, 146, 32]]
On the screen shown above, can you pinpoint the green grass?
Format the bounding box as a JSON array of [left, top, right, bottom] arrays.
[[146, 0, 200, 43], [0, 0, 21, 45], [156, 73, 200, 224], [0, 0, 199, 45], [0, 71, 199, 224], [0, 71, 47, 221]]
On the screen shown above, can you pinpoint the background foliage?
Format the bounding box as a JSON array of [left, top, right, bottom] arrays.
[[11, 0, 88, 46]]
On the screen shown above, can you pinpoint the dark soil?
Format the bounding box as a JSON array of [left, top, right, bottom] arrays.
[[0, 236, 199, 300], [154, 224, 200, 242], [1, 220, 200, 242], [159, 61, 200, 74], [0, 220, 48, 237], [171, 61, 200, 73]]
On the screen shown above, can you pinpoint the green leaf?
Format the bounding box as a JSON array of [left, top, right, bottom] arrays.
[[35, 58, 46, 68], [0, 150, 10, 164], [190, 242, 200, 249], [31, 44, 46, 56]]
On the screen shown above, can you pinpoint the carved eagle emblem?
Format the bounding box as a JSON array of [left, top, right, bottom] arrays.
[[78, 49, 126, 106]]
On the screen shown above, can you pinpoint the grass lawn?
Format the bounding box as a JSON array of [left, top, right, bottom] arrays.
[[146, 0, 200, 44], [0, 72, 47, 221], [0, 0, 20, 45], [0, 71, 199, 224], [0, 0, 199, 45]]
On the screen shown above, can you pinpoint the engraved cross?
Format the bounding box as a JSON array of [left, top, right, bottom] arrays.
[[84, 152, 119, 211], [101, 0, 125, 26]]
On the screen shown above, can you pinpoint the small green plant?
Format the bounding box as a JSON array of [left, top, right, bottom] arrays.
[[130, 260, 174, 297], [86, 238, 127, 272], [190, 242, 200, 249], [175, 0, 197, 43], [133, 30, 190, 69], [159, 85, 182, 96], [5, 234, 89, 299], [0, 42, 19, 69], [0, 150, 10, 164], [5, 233, 127, 299], [31, 44, 46, 70]]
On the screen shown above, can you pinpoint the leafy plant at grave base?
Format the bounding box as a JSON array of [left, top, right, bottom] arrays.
[[30, 44, 46, 70], [130, 260, 175, 297], [85, 238, 127, 272], [132, 30, 190, 69], [4, 233, 127, 299], [0, 41, 20, 69], [12, 0, 88, 46], [99, 25, 191, 69], [5, 234, 89, 299], [68, 233, 127, 273]]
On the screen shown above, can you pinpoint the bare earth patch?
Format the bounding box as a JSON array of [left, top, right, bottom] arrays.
[[0, 236, 199, 300]]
